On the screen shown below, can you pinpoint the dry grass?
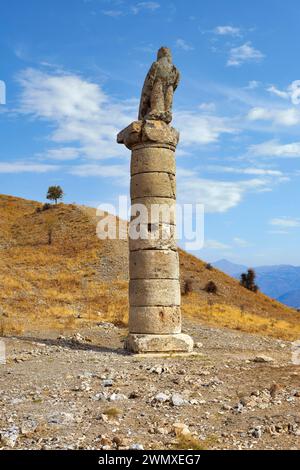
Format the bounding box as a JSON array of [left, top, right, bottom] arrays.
[[174, 434, 217, 450], [182, 294, 300, 341], [1, 193, 299, 340], [103, 407, 122, 418]]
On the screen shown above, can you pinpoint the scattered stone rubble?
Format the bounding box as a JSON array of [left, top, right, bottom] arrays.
[[0, 321, 299, 450]]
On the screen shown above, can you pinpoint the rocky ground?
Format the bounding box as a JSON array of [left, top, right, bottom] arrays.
[[0, 320, 300, 450]]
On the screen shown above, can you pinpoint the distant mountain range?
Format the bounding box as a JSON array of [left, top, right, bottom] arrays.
[[212, 259, 300, 309]]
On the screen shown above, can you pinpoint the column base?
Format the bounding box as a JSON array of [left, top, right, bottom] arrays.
[[125, 333, 194, 354]]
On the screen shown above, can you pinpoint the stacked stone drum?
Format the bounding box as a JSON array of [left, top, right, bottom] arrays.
[[117, 120, 193, 353]]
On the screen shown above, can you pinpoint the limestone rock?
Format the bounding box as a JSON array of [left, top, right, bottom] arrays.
[[154, 392, 170, 403], [129, 306, 181, 334], [130, 172, 176, 199], [171, 393, 187, 406], [0, 427, 19, 448], [129, 250, 179, 280], [130, 197, 176, 225], [117, 120, 179, 150], [129, 279, 181, 307], [125, 333, 194, 353], [129, 223, 177, 251], [253, 355, 274, 363], [173, 422, 191, 437], [131, 147, 175, 176]]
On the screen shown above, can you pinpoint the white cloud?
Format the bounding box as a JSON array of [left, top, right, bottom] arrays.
[[16, 67, 243, 197], [241, 168, 283, 176], [0, 162, 59, 173], [175, 39, 194, 51], [131, 2, 160, 14], [44, 147, 81, 160], [0, 80, 5, 104], [233, 237, 251, 247], [214, 25, 240, 36], [175, 111, 236, 146], [247, 107, 300, 126], [207, 165, 283, 176], [227, 42, 264, 66], [205, 239, 231, 249], [69, 163, 127, 180], [102, 10, 123, 18], [245, 80, 260, 90], [17, 68, 135, 160], [268, 230, 289, 235], [267, 80, 300, 105], [250, 139, 300, 158], [198, 102, 216, 112], [178, 172, 269, 213], [270, 217, 300, 228], [267, 85, 289, 100]]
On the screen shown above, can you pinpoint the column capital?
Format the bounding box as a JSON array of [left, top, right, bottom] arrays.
[[117, 120, 179, 151]]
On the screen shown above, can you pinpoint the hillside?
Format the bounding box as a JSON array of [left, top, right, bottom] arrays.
[[1, 194, 300, 340]]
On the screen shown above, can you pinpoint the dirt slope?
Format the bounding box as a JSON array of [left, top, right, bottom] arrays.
[[0, 194, 299, 340]]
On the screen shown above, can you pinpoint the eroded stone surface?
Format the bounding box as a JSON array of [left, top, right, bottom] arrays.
[[129, 279, 181, 307], [125, 333, 194, 354], [130, 172, 176, 199], [129, 306, 181, 334], [128, 223, 177, 252], [129, 250, 179, 280], [130, 197, 176, 225], [131, 147, 175, 176], [117, 120, 179, 151], [138, 47, 180, 124]]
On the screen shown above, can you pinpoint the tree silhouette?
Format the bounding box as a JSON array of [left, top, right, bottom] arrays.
[[47, 186, 64, 205], [240, 269, 259, 292]]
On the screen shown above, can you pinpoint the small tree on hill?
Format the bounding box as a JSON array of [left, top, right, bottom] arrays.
[[240, 268, 259, 293], [47, 186, 64, 205]]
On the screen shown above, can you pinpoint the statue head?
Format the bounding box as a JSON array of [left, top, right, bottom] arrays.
[[157, 47, 172, 62]]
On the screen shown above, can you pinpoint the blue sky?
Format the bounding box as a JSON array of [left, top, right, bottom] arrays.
[[1, 0, 300, 265]]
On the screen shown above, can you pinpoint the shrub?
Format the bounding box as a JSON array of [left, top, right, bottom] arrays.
[[205, 281, 218, 294], [205, 263, 213, 270], [182, 279, 193, 295], [42, 203, 52, 211]]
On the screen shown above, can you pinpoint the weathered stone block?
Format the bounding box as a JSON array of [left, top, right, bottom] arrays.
[[129, 306, 181, 334], [131, 147, 175, 176], [130, 250, 179, 279], [117, 120, 179, 150], [130, 172, 176, 199], [125, 333, 194, 353], [129, 223, 177, 251], [117, 121, 142, 149], [129, 279, 180, 306], [131, 197, 176, 225], [142, 120, 179, 148]]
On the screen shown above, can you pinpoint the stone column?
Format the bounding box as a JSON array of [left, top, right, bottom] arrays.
[[117, 119, 193, 354]]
